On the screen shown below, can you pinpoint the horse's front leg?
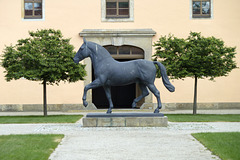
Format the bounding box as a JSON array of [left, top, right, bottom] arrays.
[[103, 86, 114, 114], [82, 79, 102, 107]]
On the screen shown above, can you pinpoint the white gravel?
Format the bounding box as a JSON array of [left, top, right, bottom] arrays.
[[1, 120, 240, 160]]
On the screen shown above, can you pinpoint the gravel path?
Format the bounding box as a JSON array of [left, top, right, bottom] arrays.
[[1, 120, 240, 160]]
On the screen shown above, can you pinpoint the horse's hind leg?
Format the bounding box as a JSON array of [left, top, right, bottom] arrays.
[[147, 83, 162, 113], [132, 83, 149, 108], [103, 86, 114, 114]]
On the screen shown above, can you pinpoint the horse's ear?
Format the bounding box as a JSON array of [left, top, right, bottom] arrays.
[[83, 37, 87, 44]]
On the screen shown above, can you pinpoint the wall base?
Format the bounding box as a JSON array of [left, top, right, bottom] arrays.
[[0, 103, 97, 112], [0, 102, 240, 112], [141, 102, 240, 110]]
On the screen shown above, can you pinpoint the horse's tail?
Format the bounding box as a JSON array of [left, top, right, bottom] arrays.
[[153, 61, 175, 92]]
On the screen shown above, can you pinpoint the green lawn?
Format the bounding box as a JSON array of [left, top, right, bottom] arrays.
[[0, 115, 83, 124], [192, 132, 240, 160], [166, 114, 240, 122], [0, 114, 239, 123], [0, 134, 64, 160]]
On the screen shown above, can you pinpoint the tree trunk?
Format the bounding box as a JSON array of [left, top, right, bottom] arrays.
[[43, 80, 47, 117], [193, 76, 198, 115]]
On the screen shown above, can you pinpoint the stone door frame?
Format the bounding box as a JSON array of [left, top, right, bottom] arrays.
[[79, 29, 156, 109]]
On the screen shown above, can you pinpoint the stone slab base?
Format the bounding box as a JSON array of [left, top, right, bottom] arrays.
[[83, 113, 168, 127]]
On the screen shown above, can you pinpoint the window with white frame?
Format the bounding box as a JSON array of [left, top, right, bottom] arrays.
[[24, 0, 43, 19], [192, 0, 212, 18], [102, 0, 134, 22], [106, 0, 129, 18]]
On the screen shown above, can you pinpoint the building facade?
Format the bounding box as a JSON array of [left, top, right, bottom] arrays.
[[0, 0, 240, 111]]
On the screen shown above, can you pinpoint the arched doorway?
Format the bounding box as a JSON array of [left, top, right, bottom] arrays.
[[92, 45, 144, 109], [80, 29, 156, 109]]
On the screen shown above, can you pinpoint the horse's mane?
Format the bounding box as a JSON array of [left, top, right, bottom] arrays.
[[87, 41, 112, 59]]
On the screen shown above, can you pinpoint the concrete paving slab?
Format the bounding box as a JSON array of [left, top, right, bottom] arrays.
[[49, 131, 219, 160]]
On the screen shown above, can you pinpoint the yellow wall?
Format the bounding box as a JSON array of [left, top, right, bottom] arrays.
[[0, 0, 239, 105]]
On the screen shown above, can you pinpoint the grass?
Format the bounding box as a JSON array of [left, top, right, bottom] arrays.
[[166, 114, 240, 122], [192, 132, 240, 160], [0, 134, 64, 160], [0, 113, 240, 123], [0, 115, 83, 124]]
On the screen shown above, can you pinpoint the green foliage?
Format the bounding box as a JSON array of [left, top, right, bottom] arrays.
[[1, 29, 86, 85], [153, 32, 238, 80], [0, 134, 64, 160], [0, 115, 84, 123], [192, 132, 240, 160]]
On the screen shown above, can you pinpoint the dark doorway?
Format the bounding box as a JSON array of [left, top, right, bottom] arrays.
[[92, 59, 136, 109]]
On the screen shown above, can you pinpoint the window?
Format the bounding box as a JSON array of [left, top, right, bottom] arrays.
[[101, 0, 134, 22], [104, 45, 144, 59], [24, 0, 42, 19], [106, 0, 129, 18], [192, 0, 211, 18]]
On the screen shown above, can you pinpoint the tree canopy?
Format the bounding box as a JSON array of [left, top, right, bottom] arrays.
[[153, 32, 237, 81], [1, 29, 86, 84], [1, 29, 86, 116], [153, 32, 238, 114]]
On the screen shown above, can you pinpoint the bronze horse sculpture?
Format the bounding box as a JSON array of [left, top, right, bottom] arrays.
[[73, 38, 175, 114]]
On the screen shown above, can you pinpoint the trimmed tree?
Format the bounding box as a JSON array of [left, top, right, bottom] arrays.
[[1, 29, 86, 116], [153, 32, 237, 114]]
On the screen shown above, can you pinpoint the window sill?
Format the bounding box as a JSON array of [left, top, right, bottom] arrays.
[[192, 15, 211, 18], [191, 16, 212, 19], [102, 17, 134, 22], [22, 18, 45, 21]]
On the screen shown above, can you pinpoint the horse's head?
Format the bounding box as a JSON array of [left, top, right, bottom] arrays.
[[73, 38, 91, 63]]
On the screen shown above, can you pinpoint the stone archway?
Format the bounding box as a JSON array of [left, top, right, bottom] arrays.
[[79, 29, 156, 109]]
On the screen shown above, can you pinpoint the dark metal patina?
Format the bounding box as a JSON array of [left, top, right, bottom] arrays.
[[74, 38, 175, 114]]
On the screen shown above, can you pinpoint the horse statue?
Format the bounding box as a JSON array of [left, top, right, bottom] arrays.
[[73, 38, 175, 114]]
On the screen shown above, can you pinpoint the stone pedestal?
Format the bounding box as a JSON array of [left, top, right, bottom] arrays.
[[82, 113, 168, 127]]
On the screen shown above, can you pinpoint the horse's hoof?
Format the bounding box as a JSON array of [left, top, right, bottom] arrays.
[[106, 109, 112, 114], [132, 102, 137, 109], [132, 104, 137, 109], [154, 109, 159, 113], [83, 101, 88, 107]]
